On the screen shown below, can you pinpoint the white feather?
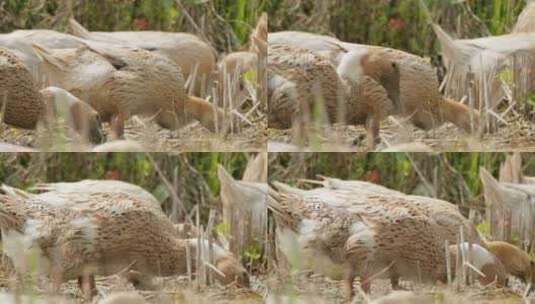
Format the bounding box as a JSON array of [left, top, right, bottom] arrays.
[[1, 219, 51, 275], [453, 242, 497, 270], [337, 49, 368, 82], [349, 221, 376, 252]]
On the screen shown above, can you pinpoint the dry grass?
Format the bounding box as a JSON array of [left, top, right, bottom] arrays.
[[268, 113, 535, 152], [0, 113, 266, 152], [264, 271, 527, 304], [0, 259, 264, 304]]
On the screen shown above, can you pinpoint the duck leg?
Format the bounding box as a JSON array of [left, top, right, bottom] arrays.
[[343, 263, 357, 301], [365, 115, 380, 150], [110, 112, 126, 140], [78, 274, 96, 299]]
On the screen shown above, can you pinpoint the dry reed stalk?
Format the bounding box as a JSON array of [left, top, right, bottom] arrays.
[[147, 154, 190, 224], [206, 209, 216, 285], [460, 226, 467, 285], [456, 233, 462, 289], [445, 240, 452, 285], [196, 205, 202, 290], [467, 241, 473, 285], [186, 242, 192, 284]]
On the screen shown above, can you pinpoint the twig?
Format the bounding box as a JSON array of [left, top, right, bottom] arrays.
[[146, 154, 191, 224], [175, 0, 210, 43]]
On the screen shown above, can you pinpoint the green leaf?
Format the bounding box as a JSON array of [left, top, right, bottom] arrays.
[[153, 183, 170, 203]]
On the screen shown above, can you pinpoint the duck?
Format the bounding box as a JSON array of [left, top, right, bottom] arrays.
[[0, 191, 249, 298], [40, 86, 103, 144], [485, 240, 535, 292], [303, 177, 535, 290], [0, 47, 103, 142], [268, 43, 399, 149], [268, 187, 447, 300], [448, 242, 508, 286], [269, 181, 510, 300], [29, 179, 160, 207], [274, 179, 484, 247], [268, 31, 480, 133], [68, 18, 216, 96], [0, 29, 83, 81], [32, 42, 236, 138], [0, 46, 43, 129], [1, 181, 159, 210]]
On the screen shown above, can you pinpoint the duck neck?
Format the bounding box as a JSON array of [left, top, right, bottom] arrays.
[[183, 96, 223, 132]]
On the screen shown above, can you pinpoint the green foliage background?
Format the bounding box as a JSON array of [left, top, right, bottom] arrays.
[[269, 153, 535, 214], [268, 0, 526, 58], [0, 152, 251, 221], [0, 0, 267, 51]]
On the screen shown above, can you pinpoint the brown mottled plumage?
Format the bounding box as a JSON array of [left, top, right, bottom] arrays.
[[268, 44, 344, 129], [33, 43, 232, 137], [268, 188, 447, 300], [0, 191, 248, 297], [0, 47, 43, 129], [486, 240, 535, 290], [268, 44, 397, 148], [269, 180, 510, 300], [0, 47, 102, 142], [276, 178, 485, 247], [268, 31, 480, 133], [68, 18, 216, 96]]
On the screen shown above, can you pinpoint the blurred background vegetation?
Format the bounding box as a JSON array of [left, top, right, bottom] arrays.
[[268, 0, 526, 59], [269, 152, 535, 215], [0, 152, 252, 222], [0, 0, 267, 52]]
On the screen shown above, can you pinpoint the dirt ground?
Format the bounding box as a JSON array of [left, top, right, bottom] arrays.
[[0, 262, 532, 304], [0, 117, 266, 152], [268, 115, 535, 152], [264, 271, 531, 304]]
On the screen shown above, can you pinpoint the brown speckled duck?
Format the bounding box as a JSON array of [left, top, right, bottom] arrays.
[[285, 177, 484, 247], [269, 31, 480, 133], [269, 182, 506, 300], [268, 187, 447, 299], [268, 44, 399, 149], [0, 191, 248, 298], [0, 47, 103, 142], [30, 179, 160, 207], [0, 46, 44, 129], [33, 42, 234, 138]]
